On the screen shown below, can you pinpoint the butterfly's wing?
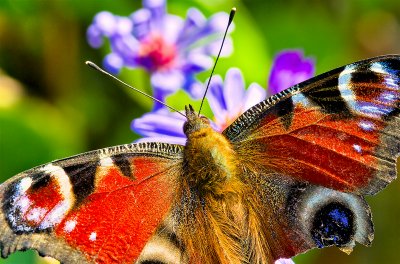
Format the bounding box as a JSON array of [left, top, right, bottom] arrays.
[[225, 55, 399, 195], [223, 55, 399, 259], [244, 171, 373, 260], [0, 142, 184, 264]]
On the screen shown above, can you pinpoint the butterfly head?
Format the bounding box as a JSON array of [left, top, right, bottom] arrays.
[[183, 104, 211, 136]]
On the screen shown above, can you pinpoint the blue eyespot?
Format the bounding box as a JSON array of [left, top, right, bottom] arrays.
[[311, 202, 354, 248]]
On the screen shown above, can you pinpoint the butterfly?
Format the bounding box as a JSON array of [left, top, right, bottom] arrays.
[[0, 55, 399, 264]]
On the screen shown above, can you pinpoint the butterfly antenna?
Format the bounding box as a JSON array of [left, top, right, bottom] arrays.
[[85, 61, 186, 118], [198, 7, 236, 116]]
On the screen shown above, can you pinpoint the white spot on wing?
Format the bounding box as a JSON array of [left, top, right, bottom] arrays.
[[16, 196, 31, 212], [359, 120, 374, 132], [18, 177, 33, 193], [353, 144, 362, 153], [100, 157, 114, 167], [26, 207, 46, 222], [89, 232, 97, 241], [292, 93, 312, 107], [370, 62, 387, 74], [338, 64, 357, 110], [358, 103, 392, 117], [40, 202, 72, 229], [64, 219, 77, 233]]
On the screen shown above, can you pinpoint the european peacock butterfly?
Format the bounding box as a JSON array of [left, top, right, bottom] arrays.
[[0, 54, 398, 263]]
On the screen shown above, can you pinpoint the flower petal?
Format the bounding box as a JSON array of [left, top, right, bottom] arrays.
[[143, 0, 166, 30], [184, 53, 213, 73], [131, 108, 186, 138], [143, 0, 166, 9], [223, 68, 245, 113], [207, 75, 227, 121], [87, 24, 103, 48], [131, 8, 152, 40], [184, 79, 204, 100], [204, 36, 233, 57], [150, 70, 185, 109], [151, 70, 184, 94], [94, 11, 118, 37], [103, 53, 124, 74], [208, 12, 235, 34], [110, 35, 139, 67], [116, 16, 133, 35], [243, 82, 266, 111], [177, 8, 206, 44], [161, 15, 184, 44], [88, 3, 235, 103], [275, 258, 295, 264], [268, 50, 315, 95], [135, 135, 186, 145]]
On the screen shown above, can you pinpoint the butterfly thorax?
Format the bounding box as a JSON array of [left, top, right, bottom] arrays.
[[182, 105, 242, 197]]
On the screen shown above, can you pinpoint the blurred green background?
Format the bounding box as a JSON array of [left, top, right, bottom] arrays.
[[0, 0, 399, 263]]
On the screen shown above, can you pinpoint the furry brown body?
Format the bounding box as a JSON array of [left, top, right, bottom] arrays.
[[173, 106, 272, 264]]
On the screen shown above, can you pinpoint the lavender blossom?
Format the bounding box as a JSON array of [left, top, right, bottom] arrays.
[[87, 0, 233, 107]]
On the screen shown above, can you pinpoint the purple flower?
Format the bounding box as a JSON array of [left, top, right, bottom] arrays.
[[131, 108, 187, 145], [132, 50, 315, 145], [87, 0, 233, 107], [275, 259, 295, 264], [132, 68, 266, 145], [207, 68, 266, 131], [268, 50, 315, 95]]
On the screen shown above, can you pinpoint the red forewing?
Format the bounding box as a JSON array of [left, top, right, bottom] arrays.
[[225, 55, 399, 195], [0, 142, 183, 263]]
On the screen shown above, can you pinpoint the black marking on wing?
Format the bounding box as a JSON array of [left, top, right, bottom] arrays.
[[63, 161, 98, 206], [275, 97, 294, 129], [29, 172, 50, 191], [350, 69, 381, 84], [301, 76, 352, 117], [386, 105, 400, 120], [113, 154, 134, 179], [2, 181, 26, 234]]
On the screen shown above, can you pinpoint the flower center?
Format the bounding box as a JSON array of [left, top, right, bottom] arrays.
[[137, 33, 177, 72]]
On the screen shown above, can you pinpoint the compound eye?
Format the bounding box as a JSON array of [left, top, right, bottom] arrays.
[[183, 121, 189, 134]]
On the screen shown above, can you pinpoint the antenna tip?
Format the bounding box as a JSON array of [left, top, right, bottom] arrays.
[[85, 61, 101, 71], [85, 61, 94, 66], [228, 7, 236, 24]]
